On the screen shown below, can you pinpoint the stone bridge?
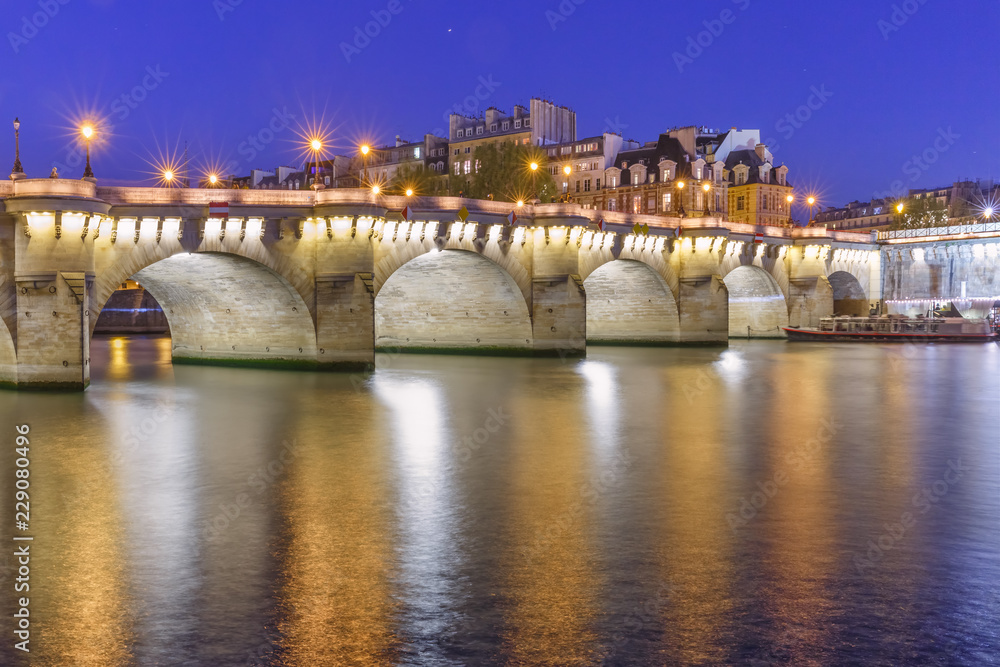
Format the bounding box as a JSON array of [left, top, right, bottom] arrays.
[[0, 179, 881, 390]]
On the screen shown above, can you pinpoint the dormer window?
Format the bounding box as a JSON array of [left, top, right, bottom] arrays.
[[477, 126, 484, 135], [514, 120, 522, 129], [490, 123, 497, 132], [502, 121, 510, 131]]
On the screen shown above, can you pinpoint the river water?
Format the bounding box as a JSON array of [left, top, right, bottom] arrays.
[[1, 335, 998, 666]]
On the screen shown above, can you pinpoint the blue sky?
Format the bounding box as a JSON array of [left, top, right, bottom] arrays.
[[2, 0, 997, 213]]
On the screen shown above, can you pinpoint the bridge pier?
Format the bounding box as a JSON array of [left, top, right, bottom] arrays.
[[675, 234, 729, 345]]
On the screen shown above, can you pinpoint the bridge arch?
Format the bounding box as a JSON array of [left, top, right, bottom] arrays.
[[0, 317, 15, 386], [828, 270, 869, 316], [723, 265, 788, 338], [374, 249, 533, 352], [583, 259, 679, 344], [96, 252, 317, 367]]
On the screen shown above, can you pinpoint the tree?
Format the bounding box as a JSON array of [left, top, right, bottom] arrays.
[[458, 142, 557, 203], [891, 197, 949, 229], [386, 164, 446, 196]]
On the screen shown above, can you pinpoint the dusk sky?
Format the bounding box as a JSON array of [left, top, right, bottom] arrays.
[[3, 0, 998, 213]]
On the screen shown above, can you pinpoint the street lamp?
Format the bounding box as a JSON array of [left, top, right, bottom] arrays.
[[516, 199, 524, 208], [984, 207, 994, 222], [807, 195, 816, 225], [371, 185, 380, 195], [675, 180, 686, 216], [529, 161, 539, 201], [310, 138, 324, 190], [563, 164, 572, 199], [208, 174, 218, 187], [11, 118, 24, 179], [163, 170, 174, 186], [702, 181, 711, 214], [786, 194, 794, 225], [81, 124, 95, 180], [360, 144, 370, 187], [405, 188, 414, 197]]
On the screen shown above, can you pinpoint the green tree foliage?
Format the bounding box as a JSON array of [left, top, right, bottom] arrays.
[[891, 197, 950, 229], [450, 143, 557, 202]]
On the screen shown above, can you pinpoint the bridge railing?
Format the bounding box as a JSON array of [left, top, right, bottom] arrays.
[[877, 221, 1000, 242]]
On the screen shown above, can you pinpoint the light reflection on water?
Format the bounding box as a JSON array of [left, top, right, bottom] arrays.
[[0, 336, 997, 665]]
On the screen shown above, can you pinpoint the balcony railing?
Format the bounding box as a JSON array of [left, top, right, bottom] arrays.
[[877, 221, 1000, 242]]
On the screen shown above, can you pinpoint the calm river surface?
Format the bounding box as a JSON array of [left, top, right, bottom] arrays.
[[1, 336, 998, 666]]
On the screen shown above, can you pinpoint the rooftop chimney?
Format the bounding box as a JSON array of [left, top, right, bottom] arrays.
[[755, 143, 767, 161]]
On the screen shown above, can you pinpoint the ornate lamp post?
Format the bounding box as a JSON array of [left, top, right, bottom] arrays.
[[807, 195, 816, 226], [702, 181, 711, 215], [675, 180, 686, 217], [529, 161, 539, 202], [786, 194, 794, 226], [360, 144, 370, 187], [11, 118, 24, 179], [81, 124, 96, 180], [563, 164, 572, 201], [310, 138, 324, 190]]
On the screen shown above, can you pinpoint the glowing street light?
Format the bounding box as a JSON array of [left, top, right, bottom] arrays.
[[562, 165, 572, 198], [702, 181, 711, 214], [371, 184, 380, 195], [208, 174, 218, 186], [309, 137, 324, 190], [405, 188, 414, 197], [516, 199, 524, 208], [163, 170, 174, 184], [896, 202, 905, 213], [360, 144, 371, 187], [985, 207, 995, 221], [81, 124, 95, 180], [786, 194, 794, 225], [807, 195, 817, 226], [529, 162, 539, 172]]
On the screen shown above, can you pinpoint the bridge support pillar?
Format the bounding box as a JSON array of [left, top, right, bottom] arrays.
[[676, 275, 729, 344], [787, 277, 833, 328], [315, 273, 375, 371], [531, 275, 586, 358]]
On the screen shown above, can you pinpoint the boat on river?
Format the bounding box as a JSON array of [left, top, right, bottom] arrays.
[[783, 315, 999, 342]]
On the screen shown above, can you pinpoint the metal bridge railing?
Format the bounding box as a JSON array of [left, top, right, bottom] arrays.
[[877, 221, 1000, 241]]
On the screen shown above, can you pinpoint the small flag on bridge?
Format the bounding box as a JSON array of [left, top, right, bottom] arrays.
[[598, 218, 605, 232], [457, 205, 469, 222], [674, 226, 682, 237], [506, 210, 518, 226], [208, 202, 229, 218], [401, 206, 411, 221], [754, 232, 764, 244]]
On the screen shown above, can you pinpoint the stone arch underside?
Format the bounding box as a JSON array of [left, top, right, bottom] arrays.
[[828, 270, 869, 316], [723, 265, 788, 338], [0, 315, 15, 386], [374, 249, 533, 352], [125, 252, 318, 367], [583, 259, 680, 343]]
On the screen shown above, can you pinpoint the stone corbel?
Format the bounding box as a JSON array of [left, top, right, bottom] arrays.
[[82, 215, 91, 240], [54, 211, 62, 239], [294, 219, 304, 240], [110, 219, 119, 244]]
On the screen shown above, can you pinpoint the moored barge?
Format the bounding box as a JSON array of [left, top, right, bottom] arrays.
[[783, 315, 999, 342]]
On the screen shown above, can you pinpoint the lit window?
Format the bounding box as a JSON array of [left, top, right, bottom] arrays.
[[414, 147, 421, 159], [454, 162, 461, 175], [662, 193, 672, 209], [474, 159, 481, 172], [633, 195, 641, 214], [463, 160, 471, 174]]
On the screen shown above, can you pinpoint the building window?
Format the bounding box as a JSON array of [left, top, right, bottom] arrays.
[[633, 195, 642, 214], [524, 118, 530, 127], [463, 160, 471, 174], [514, 120, 522, 129], [575, 181, 580, 193], [454, 149, 460, 156], [611, 176, 617, 188], [490, 123, 497, 132], [584, 179, 591, 192], [465, 147, 471, 154], [502, 121, 510, 131], [477, 126, 484, 135], [608, 199, 617, 212], [561, 146, 571, 155], [454, 162, 461, 175], [474, 159, 481, 173], [737, 196, 745, 211], [414, 147, 421, 159], [663, 193, 672, 210], [596, 179, 601, 190]]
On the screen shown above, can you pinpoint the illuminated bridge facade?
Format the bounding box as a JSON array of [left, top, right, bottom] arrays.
[[0, 179, 889, 390]]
